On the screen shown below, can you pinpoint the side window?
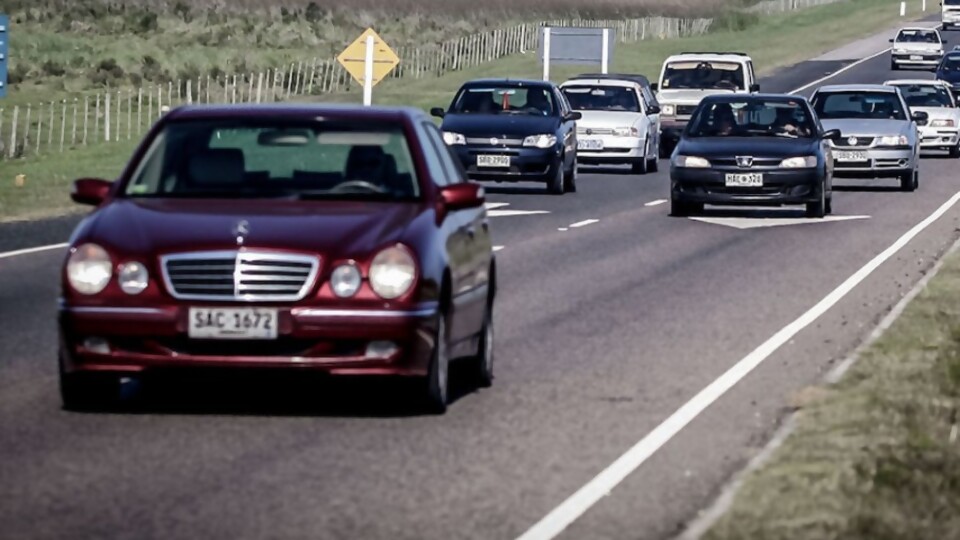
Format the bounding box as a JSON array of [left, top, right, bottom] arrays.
[[635, 86, 651, 113], [554, 89, 569, 116], [642, 86, 659, 108], [416, 121, 452, 187], [421, 122, 467, 184], [747, 61, 756, 86]]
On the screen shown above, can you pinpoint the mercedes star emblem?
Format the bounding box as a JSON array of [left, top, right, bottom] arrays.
[[233, 220, 250, 245]]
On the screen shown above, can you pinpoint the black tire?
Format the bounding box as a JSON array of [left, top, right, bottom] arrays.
[[825, 195, 833, 215], [564, 156, 578, 193], [890, 60, 898, 71], [900, 169, 918, 192], [60, 370, 120, 411], [659, 139, 673, 159], [950, 143, 960, 158], [631, 160, 648, 174], [806, 186, 826, 218], [469, 303, 494, 388], [671, 197, 701, 217], [424, 314, 450, 414], [548, 160, 565, 195], [648, 156, 659, 173]]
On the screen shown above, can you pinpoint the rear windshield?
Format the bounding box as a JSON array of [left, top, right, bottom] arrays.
[[660, 61, 744, 91], [561, 85, 641, 112], [450, 85, 556, 116], [124, 120, 420, 200], [811, 91, 907, 120]]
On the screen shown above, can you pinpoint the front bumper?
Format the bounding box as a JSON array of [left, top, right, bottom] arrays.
[[892, 51, 942, 68], [830, 146, 915, 176], [450, 144, 560, 182], [577, 134, 645, 164], [671, 167, 824, 205], [919, 126, 960, 148], [59, 302, 440, 377]]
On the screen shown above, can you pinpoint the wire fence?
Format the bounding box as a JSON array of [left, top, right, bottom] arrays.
[[0, 0, 845, 161]]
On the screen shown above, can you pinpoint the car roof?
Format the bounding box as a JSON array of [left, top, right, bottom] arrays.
[[897, 26, 938, 32], [884, 79, 950, 86], [459, 78, 555, 88], [663, 52, 751, 63], [700, 92, 808, 102], [565, 73, 651, 86], [814, 84, 898, 93], [164, 102, 429, 122]]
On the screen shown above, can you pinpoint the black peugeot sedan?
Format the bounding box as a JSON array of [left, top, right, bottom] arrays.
[[431, 78, 581, 195], [670, 94, 840, 218], [935, 51, 960, 97]]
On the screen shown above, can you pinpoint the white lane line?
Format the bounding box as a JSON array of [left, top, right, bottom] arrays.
[[515, 190, 960, 540], [569, 219, 599, 228], [644, 199, 668, 207], [493, 245, 505, 252], [485, 202, 511, 210], [489, 209, 551, 217], [788, 24, 939, 94], [558, 227, 569, 232], [0, 242, 69, 260]]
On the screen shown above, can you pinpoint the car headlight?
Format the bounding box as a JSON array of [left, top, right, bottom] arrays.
[[779, 156, 818, 168], [442, 131, 465, 145], [67, 243, 112, 295], [674, 155, 710, 168], [613, 126, 640, 137], [876, 135, 909, 146], [118, 261, 149, 295], [522, 134, 557, 148], [330, 263, 362, 298], [930, 118, 956, 127], [662, 104, 676, 116], [369, 245, 417, 300]]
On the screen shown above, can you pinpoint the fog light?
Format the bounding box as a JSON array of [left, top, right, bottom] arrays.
[[365, 341, 398, 359], [83, 337, 110, 354]]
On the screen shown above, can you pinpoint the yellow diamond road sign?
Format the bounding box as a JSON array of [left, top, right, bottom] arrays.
[[337, 28, 400, 87]]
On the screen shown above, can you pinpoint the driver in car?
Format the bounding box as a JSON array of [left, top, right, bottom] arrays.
[[771, 107, 807, 137], [525, 89, 552, 115]]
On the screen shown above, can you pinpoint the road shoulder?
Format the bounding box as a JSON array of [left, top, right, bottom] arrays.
[[686, 236, 960, 540]]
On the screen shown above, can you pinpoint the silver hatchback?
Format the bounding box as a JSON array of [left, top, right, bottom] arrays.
[[810, 84, 925, 191]]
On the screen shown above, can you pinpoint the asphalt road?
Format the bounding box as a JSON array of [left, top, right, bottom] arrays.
[[3, 22, 960, 540]]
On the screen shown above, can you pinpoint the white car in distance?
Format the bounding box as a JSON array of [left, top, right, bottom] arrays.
[[560, 74, 662, 174], [890, 27, 944, 70], [885, 78, 960, 156]]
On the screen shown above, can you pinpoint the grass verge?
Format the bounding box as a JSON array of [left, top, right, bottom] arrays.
[[0, 0, 927, 222], [701, 243, 960, 540]]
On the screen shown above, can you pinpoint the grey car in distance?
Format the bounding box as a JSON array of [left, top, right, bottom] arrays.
[[809, 84, 926, 191]]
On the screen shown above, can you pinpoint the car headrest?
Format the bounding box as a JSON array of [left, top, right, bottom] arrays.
[[187, 149, 246, 185], [345, 145, 387, 179]]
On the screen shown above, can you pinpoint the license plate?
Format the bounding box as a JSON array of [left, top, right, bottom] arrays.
[[477, 155, 510, 167], [834, 150, 867, 162], [725, 173, 763, 187], [910, 55, 922, 60], [188, 307, 278, 339], [578, 138, 604, 150]]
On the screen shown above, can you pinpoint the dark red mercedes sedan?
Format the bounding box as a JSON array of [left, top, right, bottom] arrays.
[[58, 103, 496, 414]]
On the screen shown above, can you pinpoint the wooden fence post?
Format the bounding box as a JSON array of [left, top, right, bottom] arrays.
[[22, 104, 31, 154], [8, 105, 17, 158], [71, 98, 78, 147], [83, 96, 89, 145], [59, 99, 67, 151], [105, 92, 111, 142]]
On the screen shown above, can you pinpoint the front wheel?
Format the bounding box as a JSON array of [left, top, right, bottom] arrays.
[[548, 161, 565, 195], [950, 143, 960, 158], [423, 315, 450, 414], [900, 169, 918, 192], [806, 186, 826, 218], [564, 156, 578, 193]]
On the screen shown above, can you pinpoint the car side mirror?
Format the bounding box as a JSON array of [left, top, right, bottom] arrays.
[[71, 178, 112, 206], [565, 111, 582, 121], [430, 107, 446, 118], [439, 182, 484, 211], [750, 83, 760, 92], [889, 38, 895, 43], [648, 105, 661, 114], [650, 83, 658, 92], [822, 128, 842, 140], [912, 110, 929, 125]]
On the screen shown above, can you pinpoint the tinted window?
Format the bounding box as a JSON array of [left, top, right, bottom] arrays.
[[941, 55, 960, 71], [416, 122, 451, 187], [687, 98, 816, 138], [660, 61, 745, 91], [562, 85, 641, 112], [891, 84, 954, 107], [125, 120, 419, 199], [812, 91, 907, 120], [450, 85, 556, 116]]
